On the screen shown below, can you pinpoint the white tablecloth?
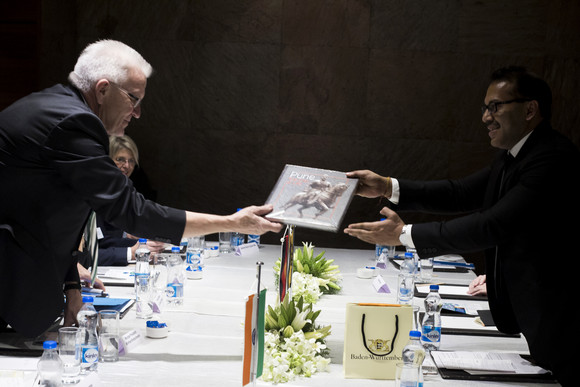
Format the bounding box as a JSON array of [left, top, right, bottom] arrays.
[[0, 244, 558, 386]]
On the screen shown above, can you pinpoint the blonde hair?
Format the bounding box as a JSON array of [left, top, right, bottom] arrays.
[[109, 135, 139, 166], [69, 40, 153, 92]]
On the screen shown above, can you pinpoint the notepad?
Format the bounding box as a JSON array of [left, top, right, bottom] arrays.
[[92, 297, 134, 318]]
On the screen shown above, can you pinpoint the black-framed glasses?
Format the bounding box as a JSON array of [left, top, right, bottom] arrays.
[[114, 157, 136, 166], [110, 82, 143, 109], [481, 98, 531, 115]]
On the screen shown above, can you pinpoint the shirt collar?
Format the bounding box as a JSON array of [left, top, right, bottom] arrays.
[[509, 130, 533, 158]]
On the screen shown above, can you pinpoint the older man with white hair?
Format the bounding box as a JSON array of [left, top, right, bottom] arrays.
[[0, 40, 282, 337]]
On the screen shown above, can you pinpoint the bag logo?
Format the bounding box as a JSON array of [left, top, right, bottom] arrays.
[[361, 314, 399, 357], [366, 338, 393, 354]]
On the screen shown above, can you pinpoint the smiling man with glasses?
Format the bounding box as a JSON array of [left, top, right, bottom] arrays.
[[345, 66, 578, 385]]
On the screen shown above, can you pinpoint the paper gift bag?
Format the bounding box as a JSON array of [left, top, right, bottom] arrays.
[[343, 303, 413, 379]]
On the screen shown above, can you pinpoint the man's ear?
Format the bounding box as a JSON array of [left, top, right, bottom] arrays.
[[525, 100, 540, 121], [94, 79, 110, 104]]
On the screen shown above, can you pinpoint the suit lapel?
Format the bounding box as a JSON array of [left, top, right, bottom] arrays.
[[483, 152, 506, 208]]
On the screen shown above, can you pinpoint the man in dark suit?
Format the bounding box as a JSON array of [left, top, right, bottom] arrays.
[[344, 66, 579, 386], [0, 40, 281, 338]]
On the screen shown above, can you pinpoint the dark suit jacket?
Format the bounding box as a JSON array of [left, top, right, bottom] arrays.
[[0, 84, 185, 337], [95, 215, 137, 266], [392, 121, 580, 384]]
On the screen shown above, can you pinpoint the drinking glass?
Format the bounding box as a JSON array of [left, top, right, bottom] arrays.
[[412, 305, 421, 331], [98, 310, 120, 362], [219, 232, 232, 253], [420, 258, 434, 281], [58, 327, 81, 384]]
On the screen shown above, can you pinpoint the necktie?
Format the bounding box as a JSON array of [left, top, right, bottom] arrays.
[[497, 151, 514, 199], [493, 151, 514, 295], [84, 211, 99, 284]]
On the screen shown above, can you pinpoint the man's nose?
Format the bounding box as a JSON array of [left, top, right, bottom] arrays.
[[132, 105, 141, 119], [481, 108, 492, 124]]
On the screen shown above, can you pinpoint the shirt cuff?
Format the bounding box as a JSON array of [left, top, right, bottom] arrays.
[[389, 178, 400, 204], [399, 224, 415, 248], [127, 247, 132, 263]]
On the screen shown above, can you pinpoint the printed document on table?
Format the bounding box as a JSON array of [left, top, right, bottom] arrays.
[[431, 351, 549, 374], [441, 316, 498, 332], [416, 284, 469, 296]]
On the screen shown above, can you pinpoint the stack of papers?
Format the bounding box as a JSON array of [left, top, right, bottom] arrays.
[[415, 284, 487, 301], [431, 351, 550, 375], [97, 269, 134, 286]]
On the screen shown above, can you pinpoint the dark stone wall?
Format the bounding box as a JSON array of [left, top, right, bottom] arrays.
[[4, 1, 580, 270]]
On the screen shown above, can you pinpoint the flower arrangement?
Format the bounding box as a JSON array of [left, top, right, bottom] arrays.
[[261, 295, 331, 383], [274, 242, 342, 303]]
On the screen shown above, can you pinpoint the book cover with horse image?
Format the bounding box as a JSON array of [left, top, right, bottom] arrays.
[[264, 164, 358, 232]]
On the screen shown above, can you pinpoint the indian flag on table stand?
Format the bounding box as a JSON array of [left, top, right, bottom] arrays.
[[243, 262, 266, 386]]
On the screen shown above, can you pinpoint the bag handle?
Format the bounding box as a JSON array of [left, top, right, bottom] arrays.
[[361, 313, 399, 357]]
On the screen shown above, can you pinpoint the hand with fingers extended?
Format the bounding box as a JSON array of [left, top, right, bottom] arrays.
[[344, 206, 405, 246]]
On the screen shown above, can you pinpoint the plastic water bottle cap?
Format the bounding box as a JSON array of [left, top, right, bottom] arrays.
[[43, 340, 57, 349], [82, 296, 94, 303], [430, 284, 439, 291], [404, 252, 413, 258], [409, 330, 421, 338], [139, 238, 147, 243], [171, 246, 180, 252]]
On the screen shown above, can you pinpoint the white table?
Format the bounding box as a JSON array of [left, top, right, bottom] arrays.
[[0, 244, 558, 386]]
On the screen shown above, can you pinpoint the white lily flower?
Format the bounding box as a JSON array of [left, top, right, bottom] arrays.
[[291, 309, 311, 332]]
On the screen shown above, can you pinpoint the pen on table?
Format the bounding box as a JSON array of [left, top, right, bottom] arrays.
[[433, 260, 475, 269], [82, 287, 108, 297]]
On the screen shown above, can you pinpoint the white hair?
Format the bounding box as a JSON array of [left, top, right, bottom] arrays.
[[69, 40, 153, 92]]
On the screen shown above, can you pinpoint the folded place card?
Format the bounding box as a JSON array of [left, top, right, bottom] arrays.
[[235, 242, 259, 256], [118, 329, 143, 355], [372, 275, 390, 293]]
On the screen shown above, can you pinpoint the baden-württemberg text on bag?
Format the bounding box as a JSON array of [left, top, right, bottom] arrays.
[[343, 303, 413, 379]]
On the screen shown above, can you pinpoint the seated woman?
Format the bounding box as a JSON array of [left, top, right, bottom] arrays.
[[97, 135, 165, 265]]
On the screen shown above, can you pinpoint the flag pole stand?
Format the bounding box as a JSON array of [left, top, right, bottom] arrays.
[[278, 224, 296, 304], [250, 261, 263, 386]]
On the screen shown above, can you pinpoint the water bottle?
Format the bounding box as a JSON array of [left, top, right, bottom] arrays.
[[402, 330, 425, 364], [397, 253, 415, 304], [135, 238, 153, 318], [135, 238, 151, 282], [402, 330, 425, 387], [421, 284, 442, 351], [247, 233, 260, 247], [77, 296, 99, 373], [406, 249, 420, 279], [167, 246, 185, 304], [186, 237, 203, 280], [187, 235, 205, 267], [401, 252, 418, 276], [231, 209, 245, 247], [37, 340, 64, 387], [375, 219, 394, 269]]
